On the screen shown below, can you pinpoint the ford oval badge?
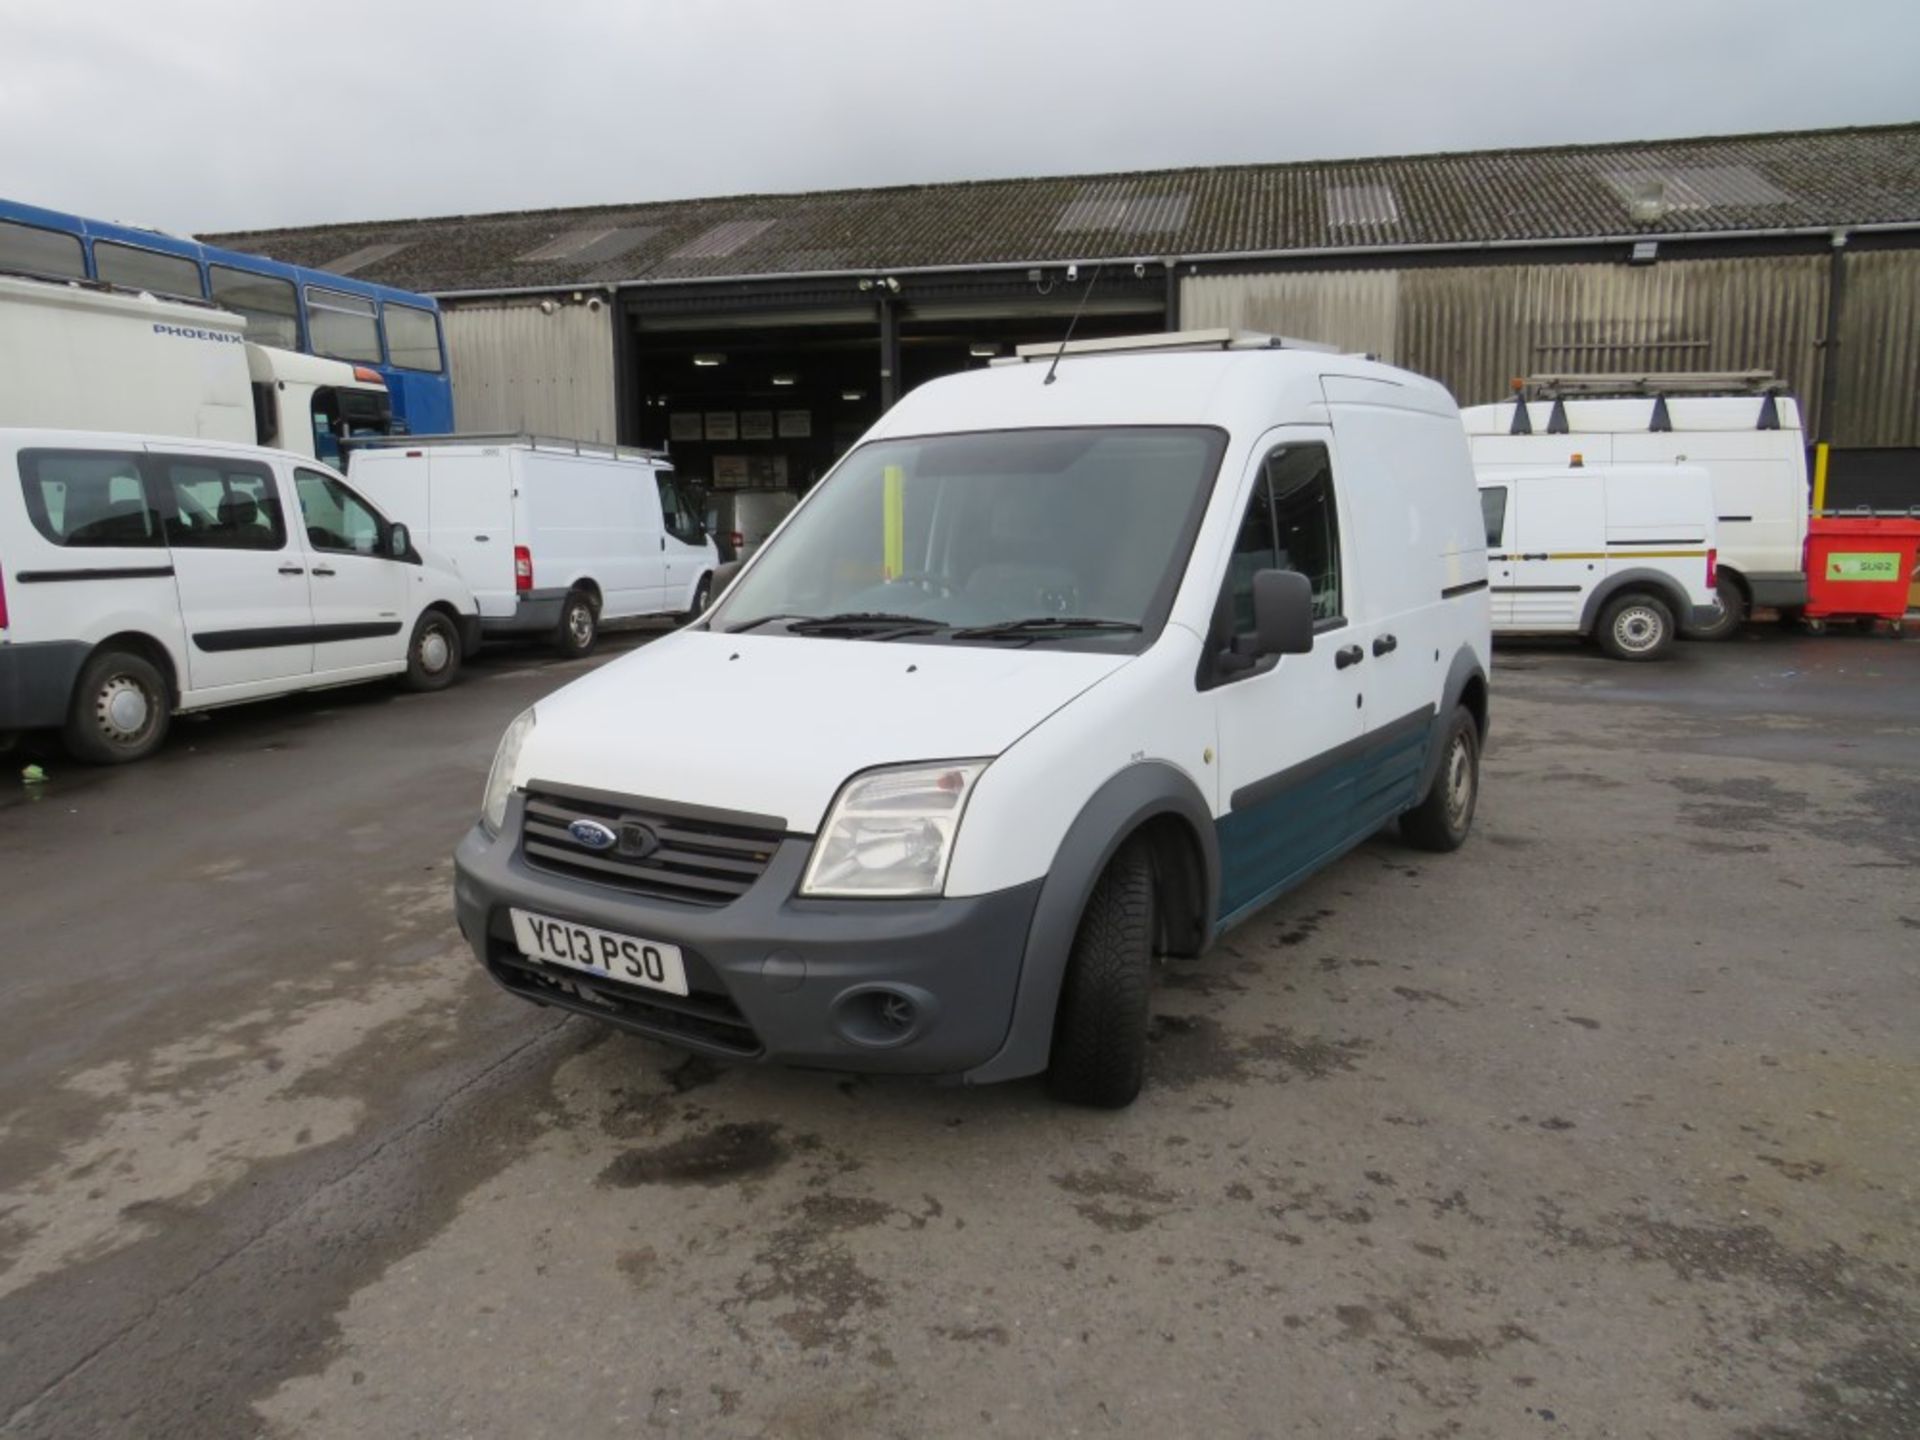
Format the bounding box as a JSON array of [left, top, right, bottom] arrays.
[[568, 818, 618, 851]]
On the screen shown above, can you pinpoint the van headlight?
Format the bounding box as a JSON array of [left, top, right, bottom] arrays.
[[800, 760, 988, 897], [481, 707, 536, 835]]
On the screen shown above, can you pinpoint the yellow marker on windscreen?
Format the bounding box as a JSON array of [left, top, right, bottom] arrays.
[[882, 464, 905, 579]]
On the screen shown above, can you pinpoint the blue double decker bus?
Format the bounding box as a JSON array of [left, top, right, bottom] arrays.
[[0, 198, 454, 434]]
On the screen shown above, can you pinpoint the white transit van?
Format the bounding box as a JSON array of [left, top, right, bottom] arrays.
[[1477, 464, 1719, 660], [454, 331, 1493, 1107], [0, 428, 481, 763], [0, 273, 394, 465], [1463, 375, 1808, 638], [348, 436, 718, 656]]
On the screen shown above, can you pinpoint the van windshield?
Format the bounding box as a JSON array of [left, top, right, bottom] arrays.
[[706, 427, 1225, 648]]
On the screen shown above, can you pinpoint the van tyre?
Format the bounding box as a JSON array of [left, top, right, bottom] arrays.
[[1689, 576, 1746, 641], [1401, 706, 1479, 852], [1596, 592, 1675, 661], [1047, 837, 1156, 1109], [65, 649, 169, 764], [402, 610, 462, 692], [555, 591, 598, 657], [680, 574, 712, 625]]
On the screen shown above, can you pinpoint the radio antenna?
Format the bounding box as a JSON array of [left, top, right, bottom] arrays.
[[1043, 264, 1102, 385]]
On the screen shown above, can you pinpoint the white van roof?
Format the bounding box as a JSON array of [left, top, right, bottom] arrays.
[[0, 425, 327, 469], [873, 342, 1456, 442]]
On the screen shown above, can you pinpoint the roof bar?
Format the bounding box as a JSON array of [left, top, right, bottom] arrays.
[[1002, 328, 1341, 363], [344, 432, 671, 462]]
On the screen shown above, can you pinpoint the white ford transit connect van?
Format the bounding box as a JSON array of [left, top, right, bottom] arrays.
[[0, 428, 481, 763], [348, 436, 718, 656], [1477, 463, 1720, 660], [454, 333, 1492, 1106]]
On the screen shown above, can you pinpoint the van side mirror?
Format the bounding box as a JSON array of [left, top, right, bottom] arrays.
[[1251, 569, 1315, 656], [712, 559, 743, 599], [388, 522, 412, 559]]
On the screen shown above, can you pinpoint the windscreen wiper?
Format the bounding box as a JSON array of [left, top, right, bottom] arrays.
[[774, 611, 947, 637], [950, 616, 1144, 640]]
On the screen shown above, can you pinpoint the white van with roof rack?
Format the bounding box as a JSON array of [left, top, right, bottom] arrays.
[[0, 428, 480, 763], [454, 330, 1492, 1108], [347, 435, 717, 656], [1462, 372, 1809, 638]]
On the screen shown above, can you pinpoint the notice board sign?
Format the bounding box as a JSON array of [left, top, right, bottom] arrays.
[[777, 409, 812, 439], [704, 412, 738, 442], [668, 413, 702, 443], [740, 411, 774, 441]]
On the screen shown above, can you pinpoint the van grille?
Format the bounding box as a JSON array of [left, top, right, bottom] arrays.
[[520, 789, 783, 906]]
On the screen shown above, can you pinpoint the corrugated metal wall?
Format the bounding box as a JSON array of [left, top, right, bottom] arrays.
[[1832, 249, 1920, 448], [442, 300, 616, 441], [1182, 270, 1402, 358], [1184, 252, 1915, 446]]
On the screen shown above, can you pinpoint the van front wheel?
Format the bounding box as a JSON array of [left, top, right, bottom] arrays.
[[1596, 592, 1675, 661], [65, 649, 170, 764], [1047, 837, 1156, 1109], [1401, 706, 1479, 852], [402, 610, 462, 692]]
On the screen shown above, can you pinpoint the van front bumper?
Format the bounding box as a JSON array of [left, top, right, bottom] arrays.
[[0, 641, 90, 731], [453, 799, 1042, 1077]]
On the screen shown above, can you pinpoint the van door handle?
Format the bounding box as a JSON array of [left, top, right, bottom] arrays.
[[311, 566, 337, 577], [278, 565, 304, 576], [474, 533, 489, 542], [1335, 645, 1365, 669], [1372, 634, 1398, 657]]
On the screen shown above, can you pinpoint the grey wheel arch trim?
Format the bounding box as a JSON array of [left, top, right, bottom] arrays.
[[1414, 646, 1490, 803], [963, 761, 1219, 1085], [1578, 569, 1691, 635]]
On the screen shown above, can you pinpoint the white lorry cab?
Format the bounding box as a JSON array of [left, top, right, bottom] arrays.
[[0, 273, 394, 466], [454, 331, 1493, 1107], [346, 436, 718, 656], [1462, 374, 1809, 638], [0, 428, 481, 763], [1477, 463, 1719, 660]]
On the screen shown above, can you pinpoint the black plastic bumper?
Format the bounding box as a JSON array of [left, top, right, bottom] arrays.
[[453, 795, 1043, 1077], [479, 589, 566, 638], [0, 640, 89, 731], [1746, 573, 1810, 609], [1689, 603, 1724, 629]]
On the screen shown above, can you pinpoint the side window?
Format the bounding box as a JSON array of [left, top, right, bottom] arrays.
[[1223, 470, 1278, 638], [384, 303, 444, 373], [657, 473, 702, 543], [304, 287, 383, 363], [159, 458, 286, 551], [16, 449, 160, 547], [1267, 444, 1342, 623], [294, 468, 385, 554], [1480, 487, 1508, 548], [0, 219, 87, 281], [93, 240, 204, 300], [209, 265, 300, 349]]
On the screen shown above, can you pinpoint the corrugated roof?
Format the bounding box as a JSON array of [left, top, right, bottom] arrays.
[[206, 123, 1920, 297]]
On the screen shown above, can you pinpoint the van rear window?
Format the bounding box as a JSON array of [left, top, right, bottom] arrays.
[[17, 450, 162, 547]]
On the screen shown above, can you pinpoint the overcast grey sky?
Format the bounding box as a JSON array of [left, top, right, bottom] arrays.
[[3, 0, 1915, 235]]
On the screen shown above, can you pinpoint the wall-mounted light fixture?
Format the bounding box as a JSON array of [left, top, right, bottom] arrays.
[[772, 374, 797, 386], [693, 353, 725, 367]]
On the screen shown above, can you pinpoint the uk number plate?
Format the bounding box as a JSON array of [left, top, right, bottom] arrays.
[[509, 909, 689, 997]]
